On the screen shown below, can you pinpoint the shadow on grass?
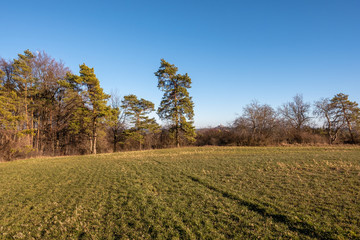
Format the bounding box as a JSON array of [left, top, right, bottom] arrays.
[[187, 175, 336, 240]]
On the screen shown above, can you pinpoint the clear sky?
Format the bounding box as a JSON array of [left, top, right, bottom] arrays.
[[1, 0, 359, 128]]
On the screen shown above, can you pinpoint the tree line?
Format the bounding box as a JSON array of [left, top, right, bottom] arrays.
[[1, 50, 359, 160], [197, 94, 360, 146], [0, 50, 195, 160]]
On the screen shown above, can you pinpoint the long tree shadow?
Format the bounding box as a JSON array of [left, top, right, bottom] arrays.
[[187, 175, 337, 240]]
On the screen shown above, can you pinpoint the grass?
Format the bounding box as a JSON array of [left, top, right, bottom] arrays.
[[0, 146, 359, 239]]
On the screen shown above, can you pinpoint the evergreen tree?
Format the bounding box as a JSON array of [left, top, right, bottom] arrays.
[[0, 69, 15, 131], [155, 59, 196, 147], [0, 68, 23, 160], [0, 69, 19, 128], [57, 71, 86, 154], [11, 50, 35, 145], [66, 64, 110, 154], [330, 93, 360, 143], [121, 94, 159, 150]]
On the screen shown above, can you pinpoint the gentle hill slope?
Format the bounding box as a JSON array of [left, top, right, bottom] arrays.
[[1, 147, 359, 239]]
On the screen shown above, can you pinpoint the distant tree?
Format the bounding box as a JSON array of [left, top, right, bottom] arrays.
[[66, 64, 110, 154], [279, 94, 311, 130], [330, 93, 359, 143], [121, 94, 159, 150], [234, 101, 278, 144], [155, 59, 196, 147], [196, 126, 238, 146], [279, 94, 311, 142], [314, 98, 344, 144]]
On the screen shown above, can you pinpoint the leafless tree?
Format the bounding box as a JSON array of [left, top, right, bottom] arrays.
[[279, 94, 311, 130], [278, 94, 311, 143], [234, 101, 278, 145], [107, 90, 125, 152], [31, 51, 69, 154]]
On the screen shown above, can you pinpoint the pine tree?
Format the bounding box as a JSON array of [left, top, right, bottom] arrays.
[[330, 93, 360, 143], [11, 50, 35, 145], [0, 68, 22, 160], [155, 59, 196, 147], [121, 94, 159, 150], [66, 64, 110, 154], [0, 69, 18, 127]]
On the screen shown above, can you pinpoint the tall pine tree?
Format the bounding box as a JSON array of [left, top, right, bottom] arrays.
[[12, 50, 35, 145], [155, 59, 196, 147], [66, 64, 110, 154]]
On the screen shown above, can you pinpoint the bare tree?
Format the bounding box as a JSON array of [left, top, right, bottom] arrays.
[[32, 51, 69, 153], [279, 94, 311, 130], [107, 90, 125, 152], [234, 101, 278, 145], [278, 94, 311, 143]]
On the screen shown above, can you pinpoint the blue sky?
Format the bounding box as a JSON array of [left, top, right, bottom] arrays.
[[1, 0, 359, 127]]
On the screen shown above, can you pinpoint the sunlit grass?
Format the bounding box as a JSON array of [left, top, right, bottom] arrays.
[[0, 146, 359, 239]]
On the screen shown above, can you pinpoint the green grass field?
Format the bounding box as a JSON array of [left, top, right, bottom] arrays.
[[0, 147, 359, 239]]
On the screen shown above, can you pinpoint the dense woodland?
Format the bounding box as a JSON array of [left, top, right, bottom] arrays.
[[0, 50, 359, 160]]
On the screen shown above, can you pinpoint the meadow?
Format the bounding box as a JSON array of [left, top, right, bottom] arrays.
[[0, 146, 359, 239]]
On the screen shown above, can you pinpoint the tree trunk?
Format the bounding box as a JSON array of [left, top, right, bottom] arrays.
[[30, 109, 34, 147], [176, 124, 180, 148], [174, 83, 180, 148], [92, 119, 97, 154], [24, 85, 31, 146], [36, 117, 40, 151], [113, 132, 117, 152], [93, 133, 97, 154]]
